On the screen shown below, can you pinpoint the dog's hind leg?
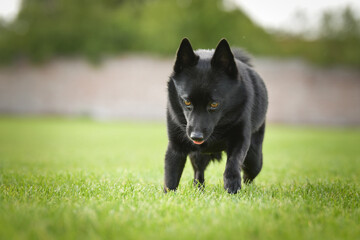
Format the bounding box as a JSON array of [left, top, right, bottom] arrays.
[[189, 152, 211, 189], [242, 123, 265, 184]]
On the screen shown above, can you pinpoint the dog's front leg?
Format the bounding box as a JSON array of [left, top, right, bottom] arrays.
[[164, 144, 187, 193], [224, 126, 251, 194]]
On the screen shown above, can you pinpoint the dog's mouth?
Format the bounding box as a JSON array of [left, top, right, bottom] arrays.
[[187, 130, 209, 145], [192, 140, 205, 145]]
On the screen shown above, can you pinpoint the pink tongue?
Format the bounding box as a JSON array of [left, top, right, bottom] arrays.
[[193, 140, 204, 145]]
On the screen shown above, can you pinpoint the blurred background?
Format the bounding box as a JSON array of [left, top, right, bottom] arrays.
[[0, 0, 359, 125]]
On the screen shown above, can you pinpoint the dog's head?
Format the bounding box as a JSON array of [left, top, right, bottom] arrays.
[[171, 38, 240, 145]]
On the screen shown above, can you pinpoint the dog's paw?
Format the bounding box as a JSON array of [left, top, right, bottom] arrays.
[[163, 186, 177, 193], [243, 174, 254, 185], [223, 171, 241, 194], [193, 179, 205, 191]]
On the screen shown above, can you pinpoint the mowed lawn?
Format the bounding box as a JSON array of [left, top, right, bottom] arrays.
[[0, 117, 359, 240]]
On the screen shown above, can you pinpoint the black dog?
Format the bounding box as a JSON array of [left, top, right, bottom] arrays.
[[164, 38, 268, 194]]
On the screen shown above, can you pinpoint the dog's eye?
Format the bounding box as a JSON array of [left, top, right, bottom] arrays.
[[184, 100, 192, 106], [210, 102, 219, 109]]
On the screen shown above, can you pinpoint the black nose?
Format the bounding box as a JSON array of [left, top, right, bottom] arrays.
[[190, 132, 204, 141]]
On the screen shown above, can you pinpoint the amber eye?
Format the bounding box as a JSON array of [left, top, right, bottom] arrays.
[[184, 100, 191, 106], [210, 102, 219, 108]]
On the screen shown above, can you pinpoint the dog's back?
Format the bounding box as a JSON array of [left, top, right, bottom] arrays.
[[232, 48, 253, 67]]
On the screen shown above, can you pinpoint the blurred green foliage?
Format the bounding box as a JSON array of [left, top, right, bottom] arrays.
[[278, 6, 360, 68], [0, 0, 359, 67], [0, 0, 274, 63]]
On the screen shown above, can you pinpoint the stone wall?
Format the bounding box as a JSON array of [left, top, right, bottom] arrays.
[[0, 56, 359, 125]]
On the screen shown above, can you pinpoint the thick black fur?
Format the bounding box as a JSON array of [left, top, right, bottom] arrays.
[[164, 38, 268, 194]]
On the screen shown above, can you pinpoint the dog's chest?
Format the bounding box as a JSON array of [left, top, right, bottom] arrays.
[[197, 140, 227, 154]]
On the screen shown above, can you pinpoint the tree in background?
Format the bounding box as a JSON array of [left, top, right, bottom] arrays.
[[0, 0, 359, 67], [0, 0, 275, 63], [317, 6, 360, 66]]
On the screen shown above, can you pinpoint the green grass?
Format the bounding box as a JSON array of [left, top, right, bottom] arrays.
[[0, 117, 359, 240]]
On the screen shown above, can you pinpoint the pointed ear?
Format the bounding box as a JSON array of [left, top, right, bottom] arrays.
[[174, 38, 199, 73], [211, 39, 237, 77]]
